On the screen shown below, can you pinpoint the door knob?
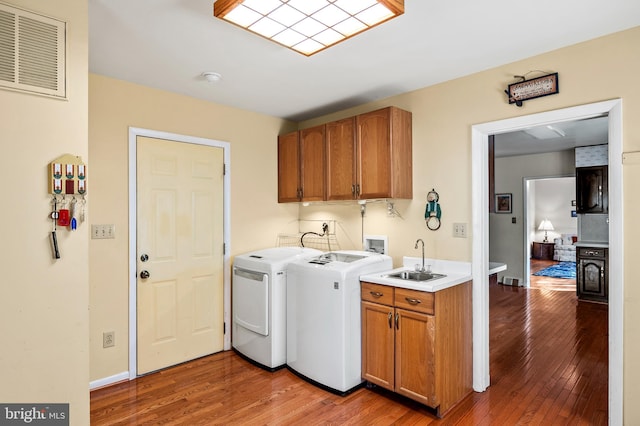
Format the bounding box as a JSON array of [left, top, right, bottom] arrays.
[[140, 270, 150, 279]]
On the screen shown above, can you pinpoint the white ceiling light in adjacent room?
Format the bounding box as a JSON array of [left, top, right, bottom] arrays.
[[213, 0, 404, 56], [523, 125, 567, 140]]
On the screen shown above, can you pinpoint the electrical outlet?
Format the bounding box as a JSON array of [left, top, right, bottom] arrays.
[[453, 223, 467, 238], [103, 331, 115, 348], [92, 224, 115, 239]]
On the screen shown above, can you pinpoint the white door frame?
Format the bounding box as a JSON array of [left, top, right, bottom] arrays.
[[128, 127, 231, 379], [471, 99, 623, 425], [523, 174, 576, 286]]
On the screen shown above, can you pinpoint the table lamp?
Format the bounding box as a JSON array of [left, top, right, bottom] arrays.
[[538, 219, 554, 243]]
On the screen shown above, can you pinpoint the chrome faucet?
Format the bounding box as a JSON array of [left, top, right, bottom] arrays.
[[415, 239, 425, 272]]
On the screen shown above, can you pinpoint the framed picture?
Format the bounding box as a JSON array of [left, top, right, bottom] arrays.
[[495, 193, 512, 213]]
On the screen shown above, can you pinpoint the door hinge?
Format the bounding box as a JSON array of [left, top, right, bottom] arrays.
[[223, 242, 226, 255], [223, 163, 226, 176], [223, 322, 226, 334]]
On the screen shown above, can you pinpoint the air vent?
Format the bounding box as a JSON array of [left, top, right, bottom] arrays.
[[0, 2, 66, 98]]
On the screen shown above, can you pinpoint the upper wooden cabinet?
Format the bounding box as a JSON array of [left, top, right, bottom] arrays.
[[576, 165, 608, 214], [277, 125, 325, 203], [326, 106, 413, 201], [325, 117, 357, 200], [279, 106, 413, 203]]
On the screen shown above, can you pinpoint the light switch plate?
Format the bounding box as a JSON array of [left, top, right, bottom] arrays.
[[91, 224, 115, 239]]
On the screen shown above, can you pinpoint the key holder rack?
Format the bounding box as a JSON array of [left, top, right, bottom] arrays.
[[48, 154, 87, 259]]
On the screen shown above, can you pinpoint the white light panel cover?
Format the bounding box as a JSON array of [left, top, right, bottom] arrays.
[[217, 0, 402, 56]]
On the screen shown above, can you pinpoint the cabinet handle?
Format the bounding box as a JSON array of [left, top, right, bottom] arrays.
[[395, 312, 399, 329], [405, 297, 422, 305], [356, 184, 361, 196], [601, 269, 605, 279], [388, 312, 393, 328], [369, 291, 384, 298]]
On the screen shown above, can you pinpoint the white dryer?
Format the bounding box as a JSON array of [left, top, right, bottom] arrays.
[[286, 250, 393, 394], [232, 247, 321, 370]]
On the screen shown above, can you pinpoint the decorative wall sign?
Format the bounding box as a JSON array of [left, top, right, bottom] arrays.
[[49, 154, 87, 195], [506, 73, 559, 106]]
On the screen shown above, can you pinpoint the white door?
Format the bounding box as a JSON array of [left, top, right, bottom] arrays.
[[136, 136, 225, 375]]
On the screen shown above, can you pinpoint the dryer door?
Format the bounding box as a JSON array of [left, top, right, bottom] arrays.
[[233, 267, 269, 336]]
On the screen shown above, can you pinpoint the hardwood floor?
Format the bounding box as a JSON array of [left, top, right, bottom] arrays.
[[91, 278, 607, 425], [529, 258, 577, 292]]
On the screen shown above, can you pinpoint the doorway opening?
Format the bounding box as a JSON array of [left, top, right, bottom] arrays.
[[471, 99, 623, 424]]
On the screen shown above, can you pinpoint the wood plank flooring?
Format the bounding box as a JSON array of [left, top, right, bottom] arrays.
[[91, 268, 607, 425], [529, 258, 577, 292]]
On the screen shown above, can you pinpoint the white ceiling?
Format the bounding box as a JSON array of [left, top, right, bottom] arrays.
[[494, 115, 609, 158], [89, 0, 640, 123]]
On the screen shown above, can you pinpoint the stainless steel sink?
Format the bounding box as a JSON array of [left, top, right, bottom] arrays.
[[384, 271, 446, 282]]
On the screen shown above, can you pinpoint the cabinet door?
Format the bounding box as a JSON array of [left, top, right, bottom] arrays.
[[576, 166, 608, 213], [299, 125, 326, 201], [361, 301, 395, 390], [326, 117, 356, 200], [395, 308, 437, 407], [357, 108, 392, 199], [578, 258, 607, 300], [277, 131, 300, 203]]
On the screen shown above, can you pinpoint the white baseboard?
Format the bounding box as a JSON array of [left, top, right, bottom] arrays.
[[90, 371, 130, 390]]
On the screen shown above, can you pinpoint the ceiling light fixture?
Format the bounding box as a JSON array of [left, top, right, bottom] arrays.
[[213, 0, 404, 56], [201, 71, 222, 82]]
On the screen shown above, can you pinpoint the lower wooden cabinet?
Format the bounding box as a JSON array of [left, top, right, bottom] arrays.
[[361, 281, 472, 417], [577, 246, 608, 303]]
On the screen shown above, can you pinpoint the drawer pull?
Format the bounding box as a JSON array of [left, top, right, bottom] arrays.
[[369, 291, 384, 298], [388, 312, 393, 328], [405, 297, 422, 305]]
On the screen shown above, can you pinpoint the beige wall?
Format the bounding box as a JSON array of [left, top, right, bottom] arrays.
[[298, 27, 640, 422], [491, 151, 576, 282], [88, 26, 640, 422], [0, 0, 89, 424], [88, 75, 298, 381]]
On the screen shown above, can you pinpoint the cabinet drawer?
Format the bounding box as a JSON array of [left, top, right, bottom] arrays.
[[395, 288, 434, 315], [578, 247, 606, 258], [361, 282, 394, 306]]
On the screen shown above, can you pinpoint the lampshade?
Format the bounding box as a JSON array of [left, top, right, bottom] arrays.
[[538, 219, 554, 231], [213, 0, 405, 56]]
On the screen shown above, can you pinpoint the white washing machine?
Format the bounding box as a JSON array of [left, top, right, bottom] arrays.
[[232, 247, 321, 370], [286, 250, 393, 394]]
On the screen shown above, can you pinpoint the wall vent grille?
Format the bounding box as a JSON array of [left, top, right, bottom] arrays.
[[0, 2, 65, 98]]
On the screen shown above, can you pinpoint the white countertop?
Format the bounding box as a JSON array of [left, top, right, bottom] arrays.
[[575, 241, 609, 248], [359, 257, 507, 293]]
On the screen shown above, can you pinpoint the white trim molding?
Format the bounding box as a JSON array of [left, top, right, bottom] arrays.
[[89, 371, 129, 390]]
